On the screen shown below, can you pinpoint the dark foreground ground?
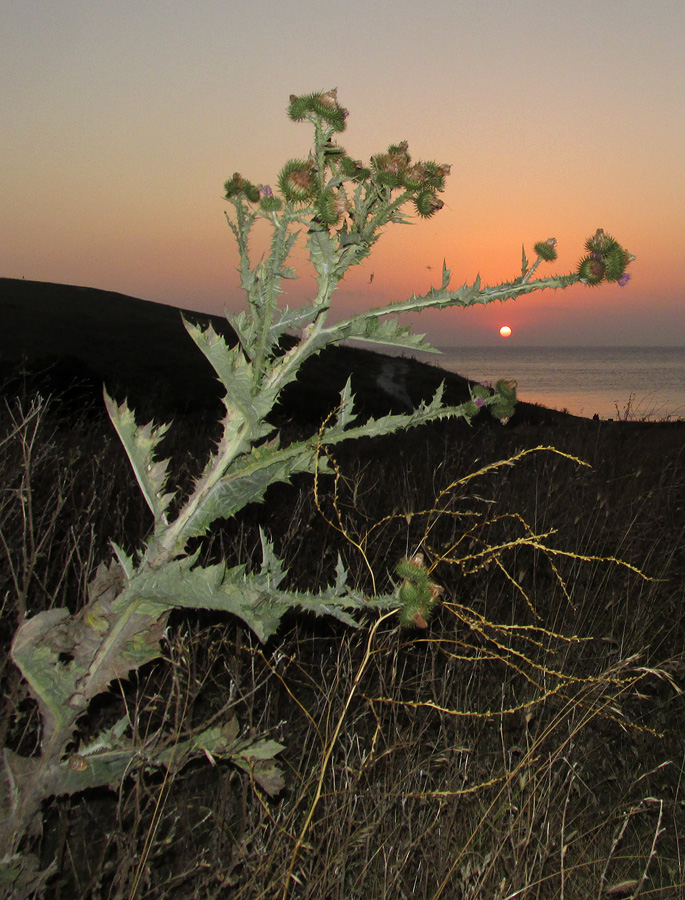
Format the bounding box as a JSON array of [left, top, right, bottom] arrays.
[[1, 279, 684, 898]]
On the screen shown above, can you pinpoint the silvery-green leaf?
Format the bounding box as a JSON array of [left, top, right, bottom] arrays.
[[104, 393, 175, 521]]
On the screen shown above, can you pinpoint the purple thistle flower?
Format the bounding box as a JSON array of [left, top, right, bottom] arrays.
[[261, 185, 273, 198], [618, 273, 631, 287], [474, 397, 485, 408]]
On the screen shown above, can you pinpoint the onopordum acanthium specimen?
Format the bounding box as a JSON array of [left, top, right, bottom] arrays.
[[2, 87, 635, 893]]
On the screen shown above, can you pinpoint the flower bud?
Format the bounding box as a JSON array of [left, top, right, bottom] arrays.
[[533, 238, 558, 262], [577, 256, 606, 285], [396, 554, 428, 583], [387, 141, 411, 166], [372, 143, 411, 184], [287, 89, 348, 131], [375, 171, 403, 188], [260, 195, 283, 212], [395, 554, 442, 628], [309, 89, 348, 131], [278, 159, 317, 202], [340, 156, 371, 182], [413, 190, 444, 218], [421, 161, 451, 191], [489, 380, 517, 423], [584, 229, 618, 256], [317, 88, 339, 109], [224, 172, 260, 203], [400, 162, 428, 190], [603, 244, 628, 282], [223, 173, 243, 199], [313, 189, 347, 226], [288, 94, 310, 121]]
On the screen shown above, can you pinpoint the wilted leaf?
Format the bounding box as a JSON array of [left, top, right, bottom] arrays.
[[603, 881, 640, 896], [251, 760, 286, 797]]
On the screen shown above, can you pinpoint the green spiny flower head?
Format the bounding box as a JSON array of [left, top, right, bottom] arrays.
[[577, 255, 607, 286], [288, 93, 310, 121], [463, 383, 490, 417], [396, 554, 430, 584], [259, 194, 283, 213], [386, 141, 412, 167], [578, 229, 635, 287], [472, 383, 491, 403], [413, 190, 444, 218], [400, 162, 428, 191], [374, 169, 403, 189], [371, 141, 411, 188], [603, 243, 629, 282], [420, 161, 451, 191], [314, 188, 348, 227], [396, 553, 444, 628], [534, 238, 558, 262], [584, 228, 618, 256], [339, 155, 371, 182], [224, 172, 261, 203], [287, 89, 348, 131], [278, 158, 317, 202], [490, 379, 517, 423], [371, 154, 402, 188]]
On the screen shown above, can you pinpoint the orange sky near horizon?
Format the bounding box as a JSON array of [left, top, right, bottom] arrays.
[[2, 0, 684, 346]]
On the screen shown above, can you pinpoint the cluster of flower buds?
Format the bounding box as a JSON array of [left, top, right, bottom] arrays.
[[370, 141, 450, 218], [226, 90, 452, 230], [467, 380, 517, 424], [277, 145, 449, 224], [224, 174, 284, 213], [396, 554, 444, 628], [223, 172, 261, 204], [287, 89, 348, 132], [577, 229, 635, 287]]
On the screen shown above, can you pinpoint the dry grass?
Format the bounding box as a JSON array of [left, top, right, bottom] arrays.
[[1, 387, 684, 899]]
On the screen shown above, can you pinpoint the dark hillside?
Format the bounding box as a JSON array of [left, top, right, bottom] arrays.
[[0, 277, 577, 426]]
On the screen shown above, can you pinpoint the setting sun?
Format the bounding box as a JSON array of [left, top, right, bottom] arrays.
[[499, 325, 512, 338]]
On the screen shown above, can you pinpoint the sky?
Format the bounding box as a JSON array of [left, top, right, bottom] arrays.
[[2, 0, 684, 347]]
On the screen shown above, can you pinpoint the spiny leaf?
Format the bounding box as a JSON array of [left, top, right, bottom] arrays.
[[331, 378, 358, 431], [110, 542, 135, 579], [184, 318, 279, 427], [440, 260, 451, 289], [345, 315, 435, 351], [174, 439, 319, 545], [125, 536, 390, 642], [104, 393, 175, 522], [269, 304, 318, 339], [10, 609, 78, 751]]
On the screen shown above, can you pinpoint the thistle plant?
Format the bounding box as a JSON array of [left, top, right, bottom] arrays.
[[1, 88, 634, 892]]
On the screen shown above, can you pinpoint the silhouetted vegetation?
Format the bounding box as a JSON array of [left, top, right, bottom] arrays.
[[2, 344, 684, 897]]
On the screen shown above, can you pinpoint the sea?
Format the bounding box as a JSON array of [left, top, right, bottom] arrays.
[[429, 347, 685, 421]]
